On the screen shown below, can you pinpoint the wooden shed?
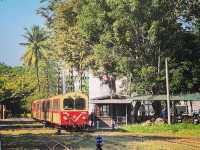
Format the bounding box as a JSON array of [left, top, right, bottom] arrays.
[[90, 95, 133, 127]]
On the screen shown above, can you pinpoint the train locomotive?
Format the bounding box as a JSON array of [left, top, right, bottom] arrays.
[[31, 92, 89, 129]]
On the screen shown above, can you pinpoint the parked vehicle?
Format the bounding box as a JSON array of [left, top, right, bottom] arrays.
[[176, 115, 183, 123], [192, 113, 199, 125], [31, 92, 89, 129]]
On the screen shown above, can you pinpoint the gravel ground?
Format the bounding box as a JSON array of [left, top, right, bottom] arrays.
[[0, 119, 199, 150], [0, 128, 200, 150]]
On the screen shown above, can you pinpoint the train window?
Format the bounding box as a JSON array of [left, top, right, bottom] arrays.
[[53, 99, 60, 110], [63, 98, 74, 109], [75, 98, 85, 110], [47, 101, 50, 111], [42, 101, 45, 111], [57, 100, 60, 110], [49, 100, 52, 110], [32, 103, 35, 110], [100, 105, 109, 116], [40, 103, 42, 111], [36, 103, 39, 111], [53, 100, 57, 110], [43, 101, 49, 112], [34, 103, 36, 110]]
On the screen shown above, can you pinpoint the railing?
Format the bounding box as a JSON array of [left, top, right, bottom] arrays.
[[116, 116, 126, 124], [95, 115, 127, 127]]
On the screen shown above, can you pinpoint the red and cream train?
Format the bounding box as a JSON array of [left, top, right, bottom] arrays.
[[31, 92, 89, 129]]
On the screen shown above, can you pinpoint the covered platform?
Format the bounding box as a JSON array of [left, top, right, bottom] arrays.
[[89, 93, 200, 127]]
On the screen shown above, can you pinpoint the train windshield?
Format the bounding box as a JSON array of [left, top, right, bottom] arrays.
[[63, 98, 74, 109], [75, 98, 85, 110]]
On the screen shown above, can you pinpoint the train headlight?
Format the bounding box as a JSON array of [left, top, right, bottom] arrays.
[[82, 116, 86, 120], [63, 116, 68, 120], [63, 112, 70, 116]]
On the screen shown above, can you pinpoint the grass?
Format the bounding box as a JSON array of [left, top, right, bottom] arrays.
[[121, 123, 200, 137]]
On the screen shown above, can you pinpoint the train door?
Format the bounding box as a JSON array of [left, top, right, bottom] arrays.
[[36, 102, 40, 119], [39, 102, 42, 120], [52, 98, 60, 125], [43, 101, 47, 121], [46, 100, 50, 122], [50, 99, 53, 123], [32, 103, 35, 118]]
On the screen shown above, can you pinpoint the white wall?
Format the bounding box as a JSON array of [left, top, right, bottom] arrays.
[[88, 73, 130, 113], [88, 73, 111, 113]]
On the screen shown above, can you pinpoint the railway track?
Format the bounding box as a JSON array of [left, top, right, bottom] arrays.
[[166, 138, 200, 149], [132, 135, 200, 149], [34, 132, 91, 150], [0, 118, 44, 130], [2, 134, 81, 150], [1, 123, 199, 150], [44, 139, 72, 150], [0, 124, 44, 130]]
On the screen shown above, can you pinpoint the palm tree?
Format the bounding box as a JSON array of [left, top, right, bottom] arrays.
[[20, 25, 48, 91]]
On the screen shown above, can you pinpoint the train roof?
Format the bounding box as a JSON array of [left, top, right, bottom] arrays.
[[32, 92, 88, 103]]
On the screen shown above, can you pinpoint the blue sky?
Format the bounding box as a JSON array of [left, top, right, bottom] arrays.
[[0, 0, 44, 66]]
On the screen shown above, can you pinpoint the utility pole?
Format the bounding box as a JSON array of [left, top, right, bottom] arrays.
[[165, 58, 171, 125]]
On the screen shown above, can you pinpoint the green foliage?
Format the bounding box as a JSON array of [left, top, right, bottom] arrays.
[[137, 66, 157, 94], [20, 25, 49, 91], [0, 64, 38, 114], [38, 0, 92, 93], [36, 0, 200, 95], [168, 31, 200, 94], [1, 0, 200, 116]]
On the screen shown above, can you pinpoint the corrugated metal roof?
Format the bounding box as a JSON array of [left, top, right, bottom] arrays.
[[89, 93, 200, 104], [131, 93, 200, 101], [90, 99, 132, 104], [90, 94, 128, 100]]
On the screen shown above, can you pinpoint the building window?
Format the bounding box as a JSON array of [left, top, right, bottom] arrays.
[[100, 105, 109, 116]]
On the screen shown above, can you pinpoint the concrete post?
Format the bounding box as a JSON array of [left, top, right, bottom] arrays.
[[165, 58, 171, 125], [2, 105, 5, 119], [126, 104, 128, 126], [96, 120, 99, 130]]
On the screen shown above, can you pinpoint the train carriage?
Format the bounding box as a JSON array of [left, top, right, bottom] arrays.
[[32, 92, 89, 129]]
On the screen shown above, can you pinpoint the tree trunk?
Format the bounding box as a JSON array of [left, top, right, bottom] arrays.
[[36, 63, 40, 92], [133, 101, 141, 123], [109, 75, 116, 95], [56, 64, 61, 95], [152, 101, 162, 118], [190, 101, 193, 114], [45, 61, 50, 96], [70, 68, 74, 92], [151, 48, 162, 118], [157, 46, 161, 75], [173, 101, 177, 117], [79, 72, 83, 91]]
